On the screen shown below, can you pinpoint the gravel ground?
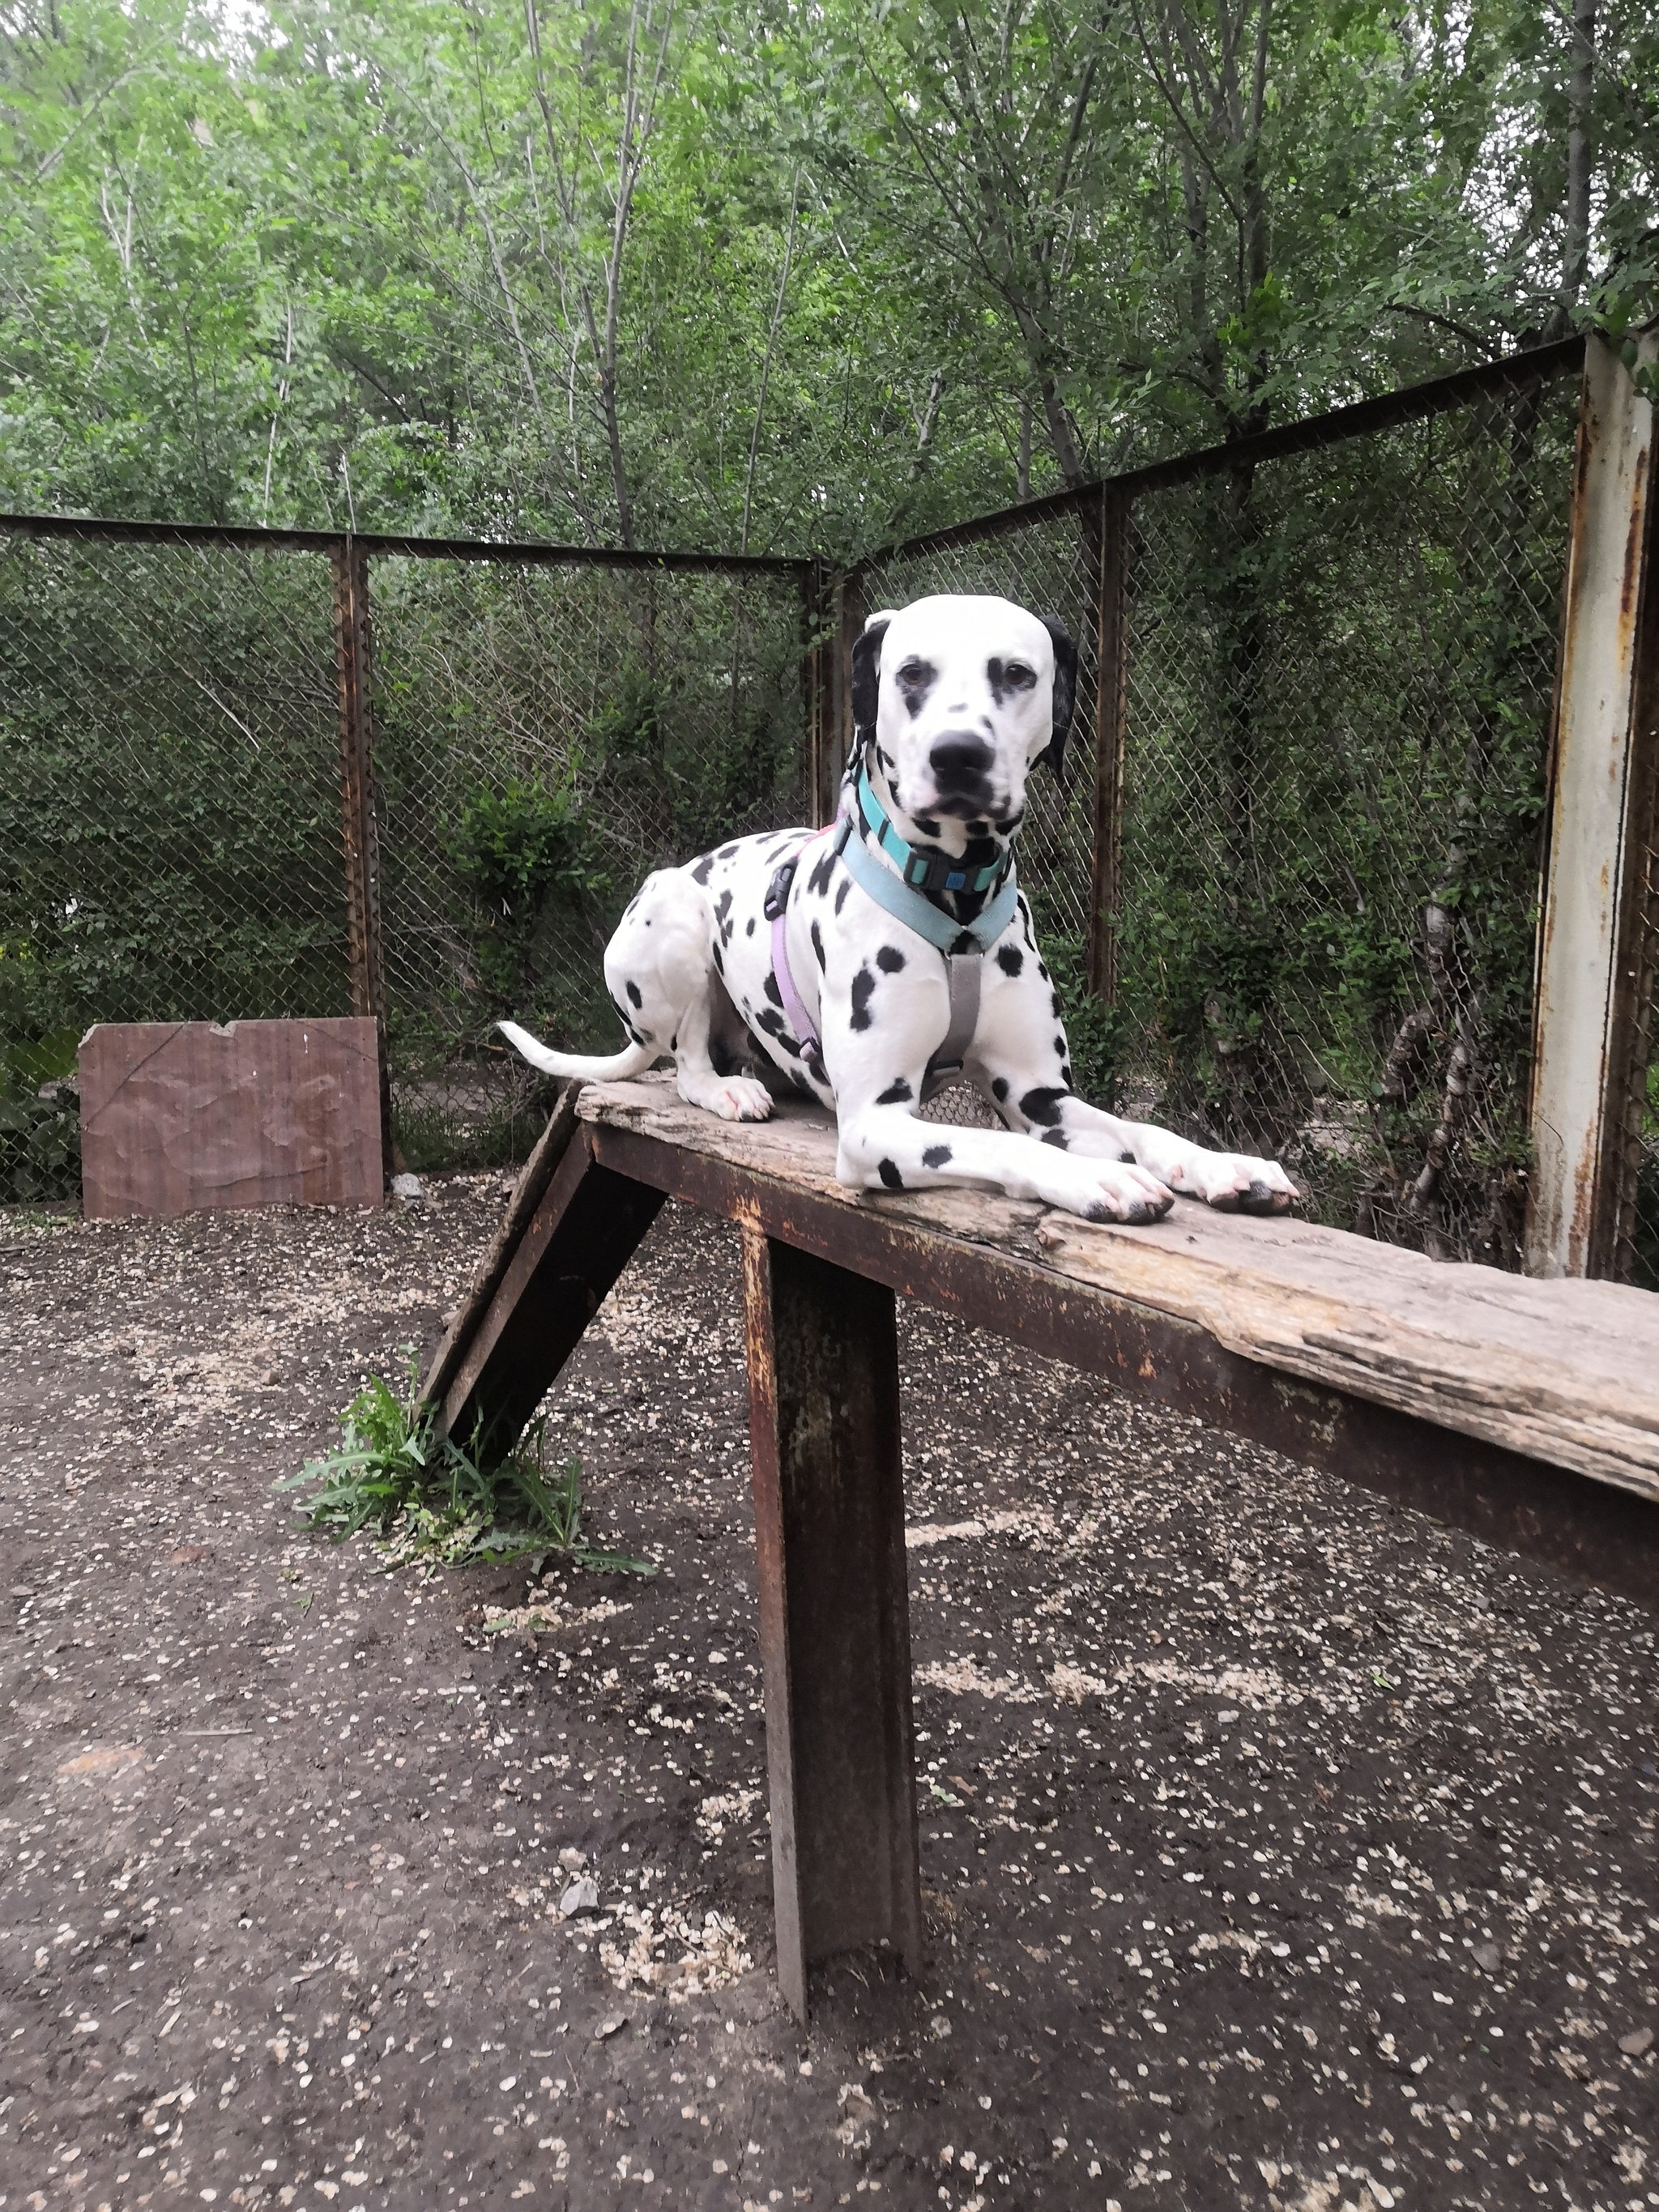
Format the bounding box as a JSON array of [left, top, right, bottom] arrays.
[[1, 1178, 1656, 2212]]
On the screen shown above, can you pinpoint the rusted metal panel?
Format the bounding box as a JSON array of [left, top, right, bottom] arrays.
[[586, 1119, 1659, 1612], [1085, 485, 1132, 1003], [79, 1018, 383, 1220], [1528, 331, 1659, 1278], [434, 1128, 664, 1460], [741, 1227, 922, 2019]]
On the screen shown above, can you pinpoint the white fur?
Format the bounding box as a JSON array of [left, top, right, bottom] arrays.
[[501, 595, 1298, 1225]]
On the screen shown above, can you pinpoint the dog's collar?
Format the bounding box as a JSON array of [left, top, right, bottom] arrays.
[[854, 769, 1009, 897], [834, 807, 1020, 958]]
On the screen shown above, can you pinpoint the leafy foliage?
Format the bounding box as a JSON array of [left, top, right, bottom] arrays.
[[449, 773, 611, 1012], [281, 1354, 656, 1576]]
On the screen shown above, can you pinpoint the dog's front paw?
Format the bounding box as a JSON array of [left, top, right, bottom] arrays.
[[1171, 1151, 1299, 1214], [1046, 1157, 1175, 1226], [711, 1076, 775, 1123]]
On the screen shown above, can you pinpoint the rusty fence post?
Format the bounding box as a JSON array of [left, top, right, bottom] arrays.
[[1527, 328, 1659, 1279], [740, 1224, 923, 2021], [825, 568, 868, 824], [1085, 483, 1132, 1003], [331, 535, 391, 1179], [800, 560, 836, 829]]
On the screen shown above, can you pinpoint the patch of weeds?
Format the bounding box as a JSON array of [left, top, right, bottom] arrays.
[[281, 1354, 655, 1576]]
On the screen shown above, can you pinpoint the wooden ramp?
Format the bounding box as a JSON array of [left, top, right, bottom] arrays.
[[421, 1074, 1659, 2017]]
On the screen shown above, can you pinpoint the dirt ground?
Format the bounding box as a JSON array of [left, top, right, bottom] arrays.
[[2, 1176, 1656, 2212]]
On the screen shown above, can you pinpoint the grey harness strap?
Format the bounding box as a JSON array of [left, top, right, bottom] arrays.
[[922, 953, 982, 1099]]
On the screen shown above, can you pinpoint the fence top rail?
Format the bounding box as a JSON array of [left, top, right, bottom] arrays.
[[0, 510, 816, 578], [857, 335, 1588, 569]]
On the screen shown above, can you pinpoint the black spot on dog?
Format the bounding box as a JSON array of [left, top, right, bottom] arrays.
[[834, 878, 852, 915], [713, 942, 725, 974], [1051, 991, 1062, 1018], [877, 746, 895, 773], [1037, 961, 1050, 981], [1054, 1035, 1066, 1056], [625, 979, 643, 1008], [850, 966, 876, 1031], [746, 916, 756, 937], [876, 1077, 913, 1104], [755, 1006, 797, 1055], [987, 654, 1038, 708], [1120, 1149, 1137, 1164], [808, 846, 837, 899], [1060, 1063, 1073, 1087], [765, 970, 783, 1008], [811, 919, 826, 970], [915, 814, 942, 838], [691, 855, 714, 886], [996, 945, 1024, 978], [719, 842, 739, 860], [876, 944, 905, 974], [896, 658, 937, 718], [670, 1033, 677, 1051], [992, 1076, 1009, 1102], [923, 1144, 953, 1169], [1041, 1128, 1069, 1150], [950, 930, 977, 956], [714, 889, 734, 943], [1020, 1085, 1068, 1127], [877, 1158, 904, 1190], [994, 805, 1026, 834]]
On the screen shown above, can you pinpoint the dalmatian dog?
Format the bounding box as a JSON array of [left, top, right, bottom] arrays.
[[500, 594, 1298, 1225]]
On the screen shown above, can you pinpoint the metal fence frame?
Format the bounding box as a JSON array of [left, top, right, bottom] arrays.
[[6, 330, 1657, 1285]]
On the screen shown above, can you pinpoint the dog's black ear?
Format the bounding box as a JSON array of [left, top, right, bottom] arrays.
[[850, 612, 893, 739], [1037, 615, 1078, 784]]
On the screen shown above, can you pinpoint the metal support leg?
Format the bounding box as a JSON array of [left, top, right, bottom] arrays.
[[740, 1226, 923, 2021]]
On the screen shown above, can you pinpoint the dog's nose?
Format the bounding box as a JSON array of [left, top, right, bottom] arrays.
[[928, 731, 995, 793]]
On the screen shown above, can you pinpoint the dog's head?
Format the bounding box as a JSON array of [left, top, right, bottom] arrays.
[[851, 594, 1077, 836]]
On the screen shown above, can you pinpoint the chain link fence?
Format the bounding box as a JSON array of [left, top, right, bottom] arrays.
[[854, 353, 1583, 1264], [2, 346, 1628, 1276], [369, 553, 809, 1163], [0, 521, 810, 1194]]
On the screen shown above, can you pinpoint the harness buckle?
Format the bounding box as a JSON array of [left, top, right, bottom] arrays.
[[763, 858, 798, 923]]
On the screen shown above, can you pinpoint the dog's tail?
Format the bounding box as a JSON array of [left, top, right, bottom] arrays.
[[497, 1018, 656, 1084]]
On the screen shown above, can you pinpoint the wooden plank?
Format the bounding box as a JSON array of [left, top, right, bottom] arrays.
[[420, 1085, 585, 1412], [742, 1228, 922, 2018], [79, 1019, 383, 1221], [577, 1077, 1659, 1509], [435, 1129, 664, 1460]]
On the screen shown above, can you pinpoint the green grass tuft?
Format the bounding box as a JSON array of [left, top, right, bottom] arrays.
[[280, 1353, 655, 1577]]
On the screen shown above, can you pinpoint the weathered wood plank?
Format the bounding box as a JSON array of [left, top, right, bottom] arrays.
[[742, 1229, 922, 2018], [576, 1077, 1659, 1508]]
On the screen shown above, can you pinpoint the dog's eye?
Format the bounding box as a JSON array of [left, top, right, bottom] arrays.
[[1003, 661, 1036, 688], [898, 658, 934, 687]]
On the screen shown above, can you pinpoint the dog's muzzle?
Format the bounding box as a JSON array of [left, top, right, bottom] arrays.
[[927, 730, 996, 814]]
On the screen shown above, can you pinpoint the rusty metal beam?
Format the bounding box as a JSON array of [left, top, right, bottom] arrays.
[[742, 1229, 923, 2018], [1086, 485, 1132, 1004], [586, 1119, 1659, 1613], [0, 510, 812, 577], [1528, 330, 1659, 1279]]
